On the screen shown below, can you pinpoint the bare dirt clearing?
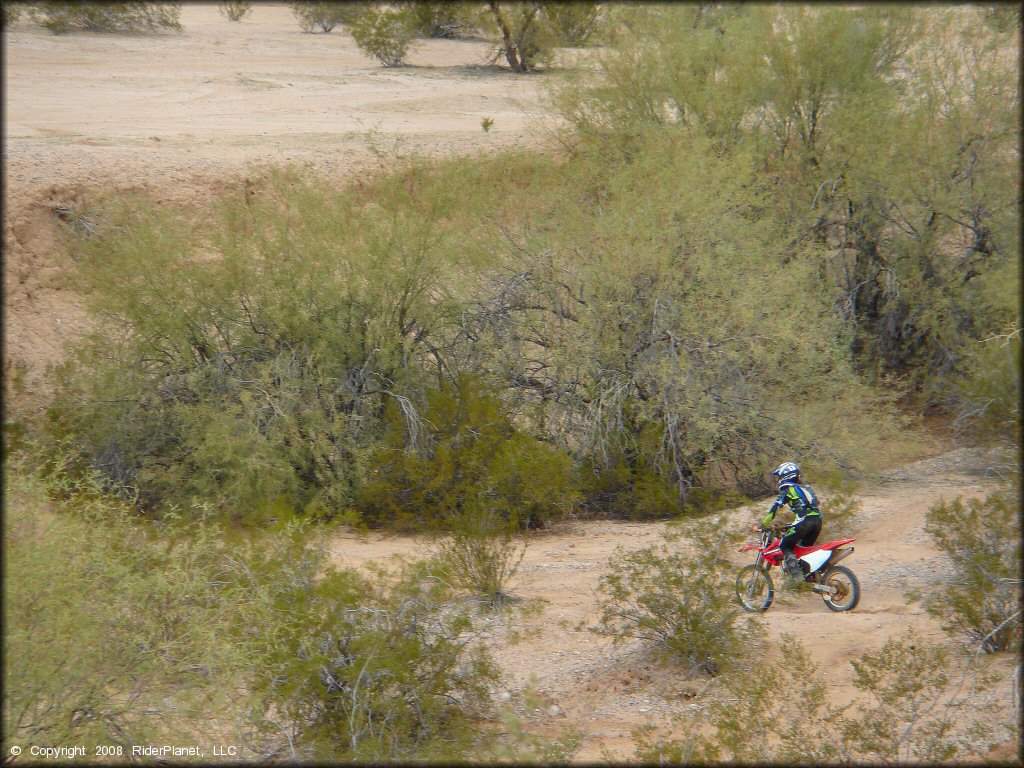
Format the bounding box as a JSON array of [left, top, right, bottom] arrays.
[[3, 2, 557, 390]]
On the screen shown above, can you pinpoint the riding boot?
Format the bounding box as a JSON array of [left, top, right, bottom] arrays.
[[783, 553, 801, 579]]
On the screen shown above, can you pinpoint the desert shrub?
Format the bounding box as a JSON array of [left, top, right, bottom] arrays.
[[290, 1, 360, 33], [433, 510, 527, 605], [218, 1, 251, 22], [635, 631, 1010, 764], [543, 1, 600, 46], [245, 554, 501, 762], [349, 4, 419, 66], [843, 632, 958, 761], [578, 429, 688, 520], [42, 140, 925, 531], [3, 457, 535, 762], [44, 167, 500, 523], [550, 4, 767, 156], [407, 1, 481, 39], [593, 519, 757, 674], [634, 638, 839, 764], [29, 2, 182, 34], [43, 138, 916, 530], [478, 2, 608, 72], [839, 631, 1006, 762], [537, 93, 935, 498], [44, 324, 362, 523], [818, 489, 861, 531], [2, 2, 23, 27], [953, 329, 1022, 447], [483, 128, 910, 508], [479, 1, 600, 71], [41, 161, 591, 529], [708, 640, 840, 764], [3, 461, 259, 751], [553, 5, 1019, 400], [490, 705, 583, 763], [924, 482, 1022, 653], [810, 469, 862, 531], [358, 375, 580, 530]]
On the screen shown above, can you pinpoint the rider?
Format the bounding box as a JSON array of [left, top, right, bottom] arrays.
[[760, 461, 822, 580]]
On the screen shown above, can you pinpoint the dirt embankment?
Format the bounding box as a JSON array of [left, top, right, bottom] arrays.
[[3, 2, 556, 396]]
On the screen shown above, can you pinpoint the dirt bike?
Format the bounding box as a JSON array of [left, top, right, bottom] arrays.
[[735, 524, 860, 613]]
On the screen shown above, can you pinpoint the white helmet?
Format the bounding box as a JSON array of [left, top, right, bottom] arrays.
[[771, 461, 800, 485]]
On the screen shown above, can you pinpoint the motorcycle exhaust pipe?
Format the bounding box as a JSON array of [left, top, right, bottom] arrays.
[[828, 547, 854, 566]]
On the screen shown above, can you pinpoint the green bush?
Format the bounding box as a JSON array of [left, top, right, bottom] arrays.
[[218, 1, 251, 22], [3, 462, 258, 751], [42, 132, 928, 531], [543, 1, 601, 46], [29, 2, 182, 34], [44, 167, 497, 523], [4, 458, 556, 762], [245, 556, 501, 762], [512, 127, 909, 506], [953, 330, 1022, 447], [480, 1, 601, 72], [811, 469, 862, 531], [349, 5, 419, 67], [358, 375, 580, 530], [447, 137, 895, 509], [840, 631, 997, 762], [924, 482, 1022, 653], [553, 5, 1019, 399], [634, 638, 838, 764], [483, 1, 557, 72], [408, 1, 481, 39], [593, 520, 756, 674], [42, 141, 914, 527], [290, 1, 360, 33], [579, 430, 688, 520], [433, 510, 527, 605], [634, 631, 1010, 763]]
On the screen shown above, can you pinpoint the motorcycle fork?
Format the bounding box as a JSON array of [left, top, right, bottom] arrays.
[[755, 531, 770, 571]]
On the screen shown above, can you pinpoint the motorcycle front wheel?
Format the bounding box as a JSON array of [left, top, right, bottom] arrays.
[[736, 565, 774, 612], [821, 565, 860, 612]]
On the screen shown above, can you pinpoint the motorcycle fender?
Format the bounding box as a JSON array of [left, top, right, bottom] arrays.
[[799, 549, 831, 574], [828, 547, 854, 566]]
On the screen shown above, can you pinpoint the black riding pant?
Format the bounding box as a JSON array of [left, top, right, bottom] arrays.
[[780, 514, 822, 557]]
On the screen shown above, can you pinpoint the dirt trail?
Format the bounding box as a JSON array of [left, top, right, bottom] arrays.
[[327, 448, 1014, 761]]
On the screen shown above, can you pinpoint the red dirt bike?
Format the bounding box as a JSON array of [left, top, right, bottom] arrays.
[[736, 524, 860, 612]]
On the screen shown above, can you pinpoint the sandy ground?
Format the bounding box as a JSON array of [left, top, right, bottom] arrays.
[[327, 447, 1017, 761], [3, 2, 558, 393], [3, 5, 1018, 762]]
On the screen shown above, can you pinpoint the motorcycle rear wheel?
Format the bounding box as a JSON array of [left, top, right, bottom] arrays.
[[821, 565, 860, 612], [736, 565, 774, 612]]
